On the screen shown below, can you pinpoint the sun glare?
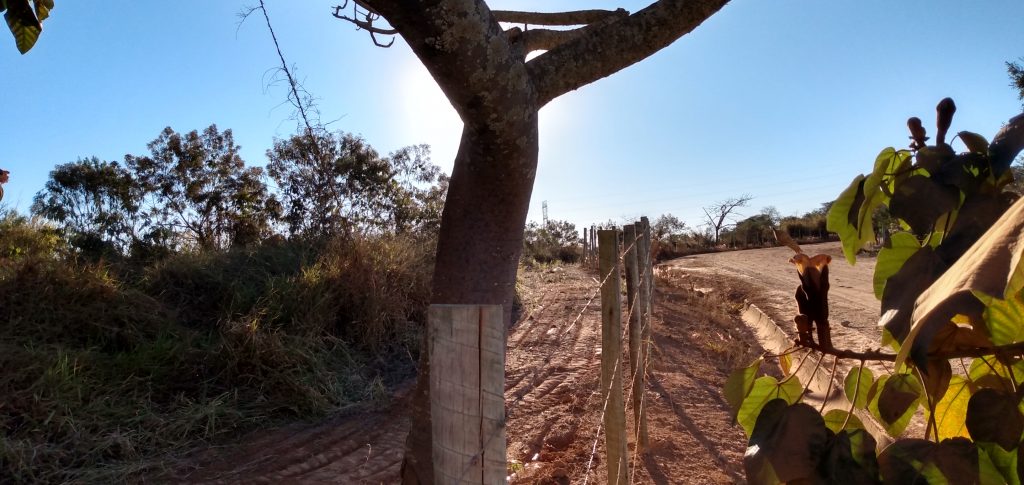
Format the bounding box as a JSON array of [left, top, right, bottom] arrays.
[[398, 60, 463, 172]]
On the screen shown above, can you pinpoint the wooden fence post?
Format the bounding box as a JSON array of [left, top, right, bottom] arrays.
[[585, 227, 593, 266], [430, 304, 506, 484], [635, 219, 652, 451], [622, 224, 645, 452], [641, 216, 654, 301], [598, 230, 629, 484]]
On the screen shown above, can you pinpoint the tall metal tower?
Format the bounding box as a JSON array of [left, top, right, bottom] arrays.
[[542, 201, 549, 225]]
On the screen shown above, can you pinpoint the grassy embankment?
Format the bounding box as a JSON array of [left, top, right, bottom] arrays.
[[0, 211, 432, 482]]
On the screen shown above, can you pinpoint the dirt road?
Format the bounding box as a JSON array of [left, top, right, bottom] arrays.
[[178, 264, 765, 483], [172, 244, 888, 484], [662, 241, 882, 353]]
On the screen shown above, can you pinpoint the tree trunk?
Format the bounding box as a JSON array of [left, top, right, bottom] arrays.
[[401, 113, 539, 484], [349, 2, 730, 482]]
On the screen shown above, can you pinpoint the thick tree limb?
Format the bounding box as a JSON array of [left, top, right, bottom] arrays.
[[990, 112, 1024, 176], [509, 28, 581, 53], [528, 0, 729, 106], [492, 9, 627, 26]]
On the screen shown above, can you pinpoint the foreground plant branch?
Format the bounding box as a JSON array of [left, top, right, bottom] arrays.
[[797, 339, 1024, 362]]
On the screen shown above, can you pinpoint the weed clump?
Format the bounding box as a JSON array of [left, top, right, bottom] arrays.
[[0, 213, 430, 482]]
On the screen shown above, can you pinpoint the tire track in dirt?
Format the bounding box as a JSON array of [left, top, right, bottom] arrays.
[[505, 268, 605, 481], [172, 408, 408, 484], [173, 263, 767, 484], [507, 265, 765, 484]]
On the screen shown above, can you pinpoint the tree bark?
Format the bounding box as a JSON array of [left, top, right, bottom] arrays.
[[401, 116, 539, 484]]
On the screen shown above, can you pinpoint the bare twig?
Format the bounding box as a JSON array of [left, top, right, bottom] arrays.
[[332, 0, 396, 47], [819, 355, 838, 413]]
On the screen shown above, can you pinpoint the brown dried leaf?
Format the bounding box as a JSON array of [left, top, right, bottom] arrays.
[[897, 196, 1024, 369]]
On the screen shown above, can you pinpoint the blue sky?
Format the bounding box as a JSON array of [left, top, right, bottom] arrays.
[[2, 1, 1023, 232]]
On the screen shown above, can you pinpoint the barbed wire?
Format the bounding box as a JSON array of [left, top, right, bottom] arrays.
[[455, 235, 643, 483], [582, 261, 657, 485]]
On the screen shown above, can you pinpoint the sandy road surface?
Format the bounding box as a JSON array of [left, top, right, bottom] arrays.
[[662, 241, 882, 354]]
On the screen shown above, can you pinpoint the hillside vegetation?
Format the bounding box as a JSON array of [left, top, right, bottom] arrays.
[[0, 126, 441, 482]]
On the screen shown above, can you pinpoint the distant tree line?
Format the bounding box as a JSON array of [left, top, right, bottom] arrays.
[[31, 125, 448, 259], [646, 203, 839, 260]]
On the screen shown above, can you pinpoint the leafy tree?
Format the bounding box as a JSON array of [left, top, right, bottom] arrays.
[[732, 213, 774, 247], [0, 167, 8, 202], [522, 219, 581, 264], [1, 0, 52, 53], [126, 125, 279, 250], [1010, 57, 1024, 107], [781, 203, 832, 241], [759, 206, 781, 227], [384, 144, 448, 235], [267, 131, 445, 238], [31, 157, 142, 254], [652, 213, 686, 241]]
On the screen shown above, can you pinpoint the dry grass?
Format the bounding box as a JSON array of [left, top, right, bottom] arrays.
[[0, 211, 431, 483], [654, 270, 761, 371]]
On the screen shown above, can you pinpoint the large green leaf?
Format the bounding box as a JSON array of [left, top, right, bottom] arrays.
[[866, 147, 912, 197], [869, 373, 921, 437], [737, 375, 803, 436], [4, 0, 41, 54], [976, 291, 1024, 346], [959, 131, 991, 155], [823, 409, 865, 434], [874, 232, 922, 300], [843, 366, 874, 410], [969, 356, 1024, 392], [920, 358, 953, 411], [898, 197, 1024, 370], [828, 174, 868, 264], [979, 441, 1023, 485], [888, 174, 959, 238], [745, 401, 829, 484], [725, 357, 763, 422], [967, 389, 1024, 450], [879, 246, 947, 344], [929, 375, 972, 441], [877, 438, 934, 483], [880, 438, 988, 485], [35, 0, 53, 22], [819, 429, 880, 484]]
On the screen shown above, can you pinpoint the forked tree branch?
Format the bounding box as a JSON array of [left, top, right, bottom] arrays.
[[507, 9, 630, 54], [528, 0, 729, 106], [493, 9, 627, 26], [509, 28, 582, 54]]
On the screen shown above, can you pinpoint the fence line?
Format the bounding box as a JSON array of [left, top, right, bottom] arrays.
[[580, 219, 657, 485], [437, 219, 655, 484]]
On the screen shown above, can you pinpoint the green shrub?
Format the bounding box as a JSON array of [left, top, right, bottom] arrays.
[[522, 219, 581, 265], [0, 223, 432, 482]]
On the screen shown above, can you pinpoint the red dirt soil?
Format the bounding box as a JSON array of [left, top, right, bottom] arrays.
[[172, 263, 771, 484]]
